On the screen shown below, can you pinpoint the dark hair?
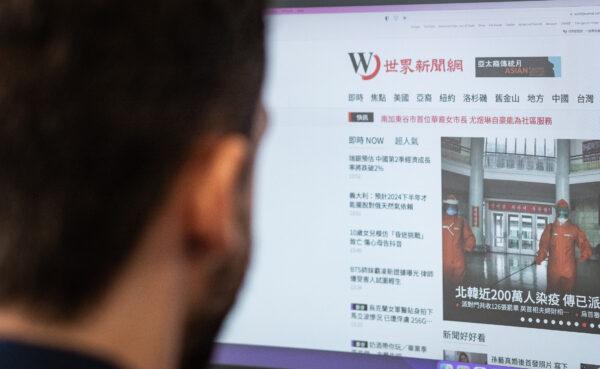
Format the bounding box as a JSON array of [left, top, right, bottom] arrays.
[[0, 0, 266, 320]]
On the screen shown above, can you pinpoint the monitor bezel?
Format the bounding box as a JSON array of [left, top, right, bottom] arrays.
[[270, 0, 549, 8]]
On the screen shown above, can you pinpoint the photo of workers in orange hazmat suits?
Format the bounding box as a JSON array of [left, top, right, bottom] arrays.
[[535, 199, 593, 293], [442, 136, 600, 333], [442, 194, 476, 285]]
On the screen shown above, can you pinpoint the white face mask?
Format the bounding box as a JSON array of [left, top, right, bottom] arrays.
[[558, 217, 568, 225], [446, 207, 458, 216]]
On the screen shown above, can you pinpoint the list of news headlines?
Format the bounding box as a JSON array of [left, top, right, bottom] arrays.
[[219, 4, 600, 369]]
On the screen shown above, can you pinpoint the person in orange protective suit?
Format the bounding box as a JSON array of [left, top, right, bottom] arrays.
[[443, 195, 476, 285], [535, 199, 593, 293]]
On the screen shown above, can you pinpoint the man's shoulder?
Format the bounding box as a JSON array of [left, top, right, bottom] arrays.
[[0, 341, 120, 369]]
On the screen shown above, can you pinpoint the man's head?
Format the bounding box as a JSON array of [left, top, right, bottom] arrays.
[[443, 195, 459, 216], [0, 0, 266, 368], [556, 199, 570, 224]]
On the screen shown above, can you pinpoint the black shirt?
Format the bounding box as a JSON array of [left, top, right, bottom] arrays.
[[0, 340, 121, 369]]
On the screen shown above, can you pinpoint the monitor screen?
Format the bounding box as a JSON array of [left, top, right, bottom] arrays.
[[212, 1, 600, 369]]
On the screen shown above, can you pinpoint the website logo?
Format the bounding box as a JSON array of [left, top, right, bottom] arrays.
[[349, 52, 381, 81]]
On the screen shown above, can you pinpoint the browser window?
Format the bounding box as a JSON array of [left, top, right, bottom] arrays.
[[214, 1, 600, 369]]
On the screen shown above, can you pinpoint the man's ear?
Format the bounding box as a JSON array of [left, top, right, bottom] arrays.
[[184, 134, 250, 258]]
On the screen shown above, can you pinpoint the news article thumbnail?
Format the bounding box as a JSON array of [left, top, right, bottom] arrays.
[[442, 137, 600, 333], [443, 350, 488, 365]]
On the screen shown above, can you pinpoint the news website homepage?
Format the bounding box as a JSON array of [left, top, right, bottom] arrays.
[[216, 2, 600, 369]]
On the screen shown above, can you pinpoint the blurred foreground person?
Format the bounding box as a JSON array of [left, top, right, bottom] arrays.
[[0, 1, 266, 369]]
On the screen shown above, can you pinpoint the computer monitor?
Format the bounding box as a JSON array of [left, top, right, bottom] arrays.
[[212, 1, 600, 369]]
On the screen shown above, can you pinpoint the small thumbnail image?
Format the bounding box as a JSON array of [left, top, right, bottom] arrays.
[[443, 350, 488, 364], [581, 364, 600, 369]]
